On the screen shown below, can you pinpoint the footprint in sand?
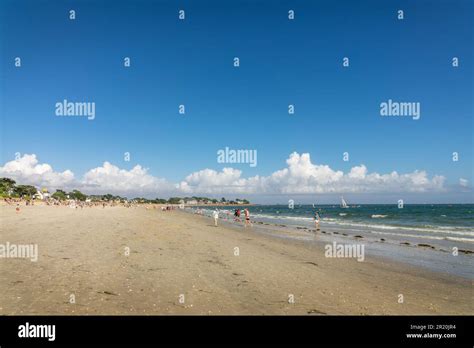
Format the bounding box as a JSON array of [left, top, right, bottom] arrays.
[[98, 291, 119, 296], [303, 261, 318, 267]]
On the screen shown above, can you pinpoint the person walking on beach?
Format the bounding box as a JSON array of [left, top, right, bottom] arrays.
[[244, 208, 251, 228], [234, 209, 241, 222], [213, 209, 219, 227], [314, 211, 321, 231]]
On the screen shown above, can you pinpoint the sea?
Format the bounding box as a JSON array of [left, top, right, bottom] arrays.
[[186, 204, 473, 278]]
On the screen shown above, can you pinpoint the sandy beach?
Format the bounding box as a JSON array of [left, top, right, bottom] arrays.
[[0, 204, 472, 315]]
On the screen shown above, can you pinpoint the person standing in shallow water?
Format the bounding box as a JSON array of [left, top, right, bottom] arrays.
[[314, 211, 321, 231], [234, 209, 241, 222], [213, 209, 219, 227], [244, 208, 251, 228]]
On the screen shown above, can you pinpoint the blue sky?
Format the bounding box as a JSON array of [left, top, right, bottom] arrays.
[[0, 0, 472, 203]]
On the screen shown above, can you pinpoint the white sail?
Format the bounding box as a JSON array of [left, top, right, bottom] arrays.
[[341, 196, 348, 208]]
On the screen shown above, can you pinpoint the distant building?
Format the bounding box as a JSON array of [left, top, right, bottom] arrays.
[[34, 189, 51, 200]]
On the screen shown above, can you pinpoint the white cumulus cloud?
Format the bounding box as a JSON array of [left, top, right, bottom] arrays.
[[179, 152, 446, 195], [459, 178, 469, 187], [0, 152, 447, 197], [0, 154, 75, 188], [81, 161, 174, 195]]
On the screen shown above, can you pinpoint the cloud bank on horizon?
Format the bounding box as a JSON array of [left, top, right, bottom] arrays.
[[1, 153, 462, 198]]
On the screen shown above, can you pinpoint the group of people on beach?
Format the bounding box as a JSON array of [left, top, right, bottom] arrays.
[[204, 206, 322, 232], [232, 208, 250, 224], [211, 208, 251, 228], [3, 196, 137, 211], [161, 205, 177, 211]]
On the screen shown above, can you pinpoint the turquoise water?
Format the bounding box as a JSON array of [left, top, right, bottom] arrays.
[[191, 204, 474, 245], [250, 204, 473, 241]]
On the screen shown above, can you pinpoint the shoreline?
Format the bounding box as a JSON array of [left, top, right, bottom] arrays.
[[193, 209, 474, 281], [186, 205, 473, 278], [201, 211, 474, 279], [0, 204, 472, 315]]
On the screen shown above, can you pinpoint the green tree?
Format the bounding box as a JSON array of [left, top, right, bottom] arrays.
[[14, 185, 37, 197], [0, 177, 16, 195], [52, 189, 67, 200], [68, 190, 87, 201], [167, 197, 181, 204], [102, 194, 114, 201]]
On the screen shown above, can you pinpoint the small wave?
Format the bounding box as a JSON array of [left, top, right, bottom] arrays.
[[231, 211, 474, 236], [252, 213, 313, 221], [319, 220, 474, 236], [370, 231, 474, 243]]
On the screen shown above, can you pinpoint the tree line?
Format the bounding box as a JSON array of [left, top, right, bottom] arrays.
[[0, 178, 250, 204]]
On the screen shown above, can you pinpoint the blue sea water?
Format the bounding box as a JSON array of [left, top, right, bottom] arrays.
[[248, 204, 474, 243], [194, 204, 473, 242]]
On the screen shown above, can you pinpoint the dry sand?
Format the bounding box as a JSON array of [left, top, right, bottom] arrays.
[[0, 204, 472, 315]]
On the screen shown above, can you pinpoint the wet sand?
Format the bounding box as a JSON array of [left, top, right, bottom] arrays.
[[0, 204, 472, 315]]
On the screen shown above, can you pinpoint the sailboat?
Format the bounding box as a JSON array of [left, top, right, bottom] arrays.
[[340, 196, 348, 209]]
